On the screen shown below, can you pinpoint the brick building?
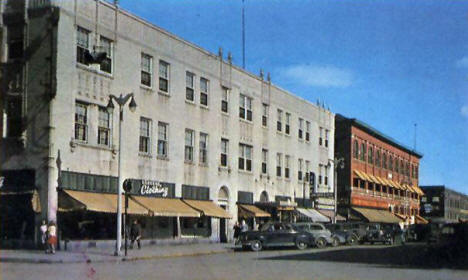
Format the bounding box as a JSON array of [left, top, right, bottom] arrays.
[[335, 114, 426, 225]]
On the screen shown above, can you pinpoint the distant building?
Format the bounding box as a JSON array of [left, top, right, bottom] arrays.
[[420, 185, 468, 223], [335, 114, 426, 225]]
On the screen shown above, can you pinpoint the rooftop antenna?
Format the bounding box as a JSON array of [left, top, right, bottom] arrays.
[[242, 0, 246, 69]]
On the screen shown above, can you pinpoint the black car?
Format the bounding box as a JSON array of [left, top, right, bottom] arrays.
[[360, 223, 403, 245], [326, 222, 367, 245], [237, 222, 315, 251]]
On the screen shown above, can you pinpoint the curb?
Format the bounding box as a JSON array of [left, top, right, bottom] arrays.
[[0, 248, 234, 264]]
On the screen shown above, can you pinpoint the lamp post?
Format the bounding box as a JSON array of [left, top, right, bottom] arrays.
[[107, 93, 137, 256], [328, 157, 344, 224]]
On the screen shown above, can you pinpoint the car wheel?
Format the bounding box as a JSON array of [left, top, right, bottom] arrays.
[[315, 237, 327, 249], [295, 240, 308, 250], [347, 234, 358, 246], [250, 240, 262, 252], [331, 236, 340, 247]]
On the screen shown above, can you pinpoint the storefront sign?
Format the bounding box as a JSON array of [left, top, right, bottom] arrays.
[[139, 180, 169, 197]]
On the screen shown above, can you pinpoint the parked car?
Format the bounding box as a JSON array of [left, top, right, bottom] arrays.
[[326, 222, 367, 245], [294, 222, 339, 248], [325, 224, 359, 246], [237, 222, 315, 251], [360, 223, 403, 245]]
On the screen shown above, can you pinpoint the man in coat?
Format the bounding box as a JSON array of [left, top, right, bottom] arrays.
[[130, 219, 142, 249]]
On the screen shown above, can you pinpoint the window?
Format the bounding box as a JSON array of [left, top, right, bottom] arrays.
[[395, 158, 399, 173], [361, 143, 366, 161], [7, 25, 23, 60], [277, 109, 283, 132], [262, 104, 268, 127], [200, 77, 209, 106], [298, 118, 304, 139], [305, 160, 310, 182], [185, 129, 194, 162], [159, 60, 169, 92], [285, 113, 290, 135], [285, 155, 290, 179], [262, 149, 268, 174], [276, 153, 282, 177], [186, 72, 195, 102], [141, 53, 152, 87], [376, 150, 381, 167], [239, 94, 252, 121], [199, 132, 208, 164], [98, 107, 111, 146], [99, 36, 112, 73], [75, 102, 88, 142], [157, 122, 168, 158], [433, 196, 440, 203], [239, 144, 252, 171], [389, 156, 393, 170], [318, 164, 323, 184], [324, 165, 328, 186], [139, 118, 151, 153], [400, 160, 404, 174], [383, 153, 387, 169], [221, 87, 229, 113], [76, 27, 89, 65], [368, 147, 373, 164], [221, 138, 228, 167], [306, 121, 310, 141], [319, 127, 323, 146], [406, 162, 410, 177], [354, 140, 359, 159], [325, 130, 329, 147], [298, 159, 303, 181], [415, 165, 419, 178]]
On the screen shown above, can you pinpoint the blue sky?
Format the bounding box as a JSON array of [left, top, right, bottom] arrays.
[[119, 0, 468, 194]]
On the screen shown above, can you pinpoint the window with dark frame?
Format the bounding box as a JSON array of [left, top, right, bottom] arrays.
[[199, 132, 208, 164], [376, 150, 381, 167], [368, 147, 373, 164], [98, 107, 111, 146], [185, 129, 194, 162], [141, 53, 152, 87], [285, 113, 290, 135], [139, 117, 151, 153], [221, 138, 228, 167], [238, 143, 252, 171], [276, 153, 282, 177], [306, 121, 310, 141], [75, 102, 88, 142], [262, 104, 268, 127], [318, 164, 323, 184], [383, 153, 387, 169], [200, 77, 209, 106], [285, 155, 290, 179], [262, 149, 268, 174], [298, 118, 303, 139], [76, 27, 90, 65], [157, 122, 168, 158], [99, 36, 113, 73], [325, 129, 329, 147], [186, 72, 195, 102], [354, 140, 359, 159], [239, 94, 252, 121], [277, 109, 282, 132], [298, 159, 303, 181], [221, 87, 229, 113], [361, 143, 366, 161], [159, 60, 169, 92]]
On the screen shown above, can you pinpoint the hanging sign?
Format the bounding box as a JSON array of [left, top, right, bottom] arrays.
[[139, 180, 169, 197]]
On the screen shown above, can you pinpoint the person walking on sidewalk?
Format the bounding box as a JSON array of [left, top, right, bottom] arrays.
[[40, 220, 48, 253], [233, 221, 241, 243], [241, 220, 248, 233], [47, 221, 57, 254], [130, 219, 142, 249]]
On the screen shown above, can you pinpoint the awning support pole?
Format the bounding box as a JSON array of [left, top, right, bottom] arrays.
[[177, 216, 181, 238]]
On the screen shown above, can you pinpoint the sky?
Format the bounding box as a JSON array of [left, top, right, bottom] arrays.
[[118, 0, 468, 195]]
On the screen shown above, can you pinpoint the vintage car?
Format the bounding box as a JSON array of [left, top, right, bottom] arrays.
[[326, 222, 366, 245], [360, 223, 403, 245], [294, 222, 340, 248], [237, 222, 315, 251], [325, 224, 359, 246]]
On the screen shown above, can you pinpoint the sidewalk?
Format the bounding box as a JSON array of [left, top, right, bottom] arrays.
[[0, 242, 235, 264]]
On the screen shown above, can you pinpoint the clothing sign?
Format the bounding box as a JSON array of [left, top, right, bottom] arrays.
[[139, 180, 169, 197]]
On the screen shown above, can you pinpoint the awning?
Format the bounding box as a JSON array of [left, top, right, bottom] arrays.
[[375, 176, 387, 186], [386, 179, 400, 190], [317, 209, 346, 222], [352, 207, 401, 224], [412, 185, 425, 196], [353, 170, 368, 181], [59, 190, 149, 215], [296, 208, 330, 223], [415, 215, 429, 224], [183, 199, 232, 219], [367, 174, 379, 184], [131, 196, 200, 217], [238, 204, 271, 218]]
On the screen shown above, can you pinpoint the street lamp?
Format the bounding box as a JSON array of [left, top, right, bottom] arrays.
[[107, 93, 137, 256], [328, 157, 344, 224]]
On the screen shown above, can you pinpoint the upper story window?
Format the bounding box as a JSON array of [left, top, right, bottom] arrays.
[[200, 77, 209, 106], [262, 104, 269, 127], [141, 53, 152, 87], [319, 127, 323, 146], [75, 102, 88, 142], [298, 159, 303, 181], [157, 122, 168, 158], [7, 25, 23, 60], [305, 160, 310, 175], [239, 143, 252, 171], [298, 118, 304, 139], [368, 147, 374, 164], [276, 153, 282, 177], [221, 138, 229, 167], [285, 155, 290, 179], [186, 72, 195, 102], [325, 130, 329, 147], [353, 140, 359, 159], [360, 143, 366, 161], [98, 107, 111, 146], [221, 87, 229, 113], [185, 129, 195, 162], [324, 164, 328, 186], [239, 94, 252, 121], [76, 27, 90, 65], [376, 150, 381, 167], [139, 118, 151, 154], [159, 60, 170, 93], [199, 132, 208, 165], [262, 149, 268, 174], [99, 36, 113, 74], [395, 158, 399, 173], [277, 109, 283, 132], [306, 121, 310, 141], [318, 164, 323, 184], [400, 160, 404, 174], [389, 156, 393, 170], [406, 162, 410, 177], [433, 196, 440, 203], [285, 113, 291, 135], [382, 153, 387, 169]]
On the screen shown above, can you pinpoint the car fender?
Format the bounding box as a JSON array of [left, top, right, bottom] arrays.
[[296, 234, 313, 245]]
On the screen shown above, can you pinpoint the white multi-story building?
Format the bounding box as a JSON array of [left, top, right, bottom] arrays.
[[0, 0, 334, 246]]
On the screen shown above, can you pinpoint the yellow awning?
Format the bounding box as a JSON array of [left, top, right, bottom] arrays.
[[59, 190, 149, 215], [367, 174, 379, 184], [238, 204, 271, 218], [374, 176, 387, 186], [131, 196, 200, 217], [413, 185, 425, 196], [183, 200, 232, 219], [352, 207, 401, 224], [393, 181, 403, 190], [387, 179, 400, 190], [354, 170, 370, 182], [399, 183, 408, 191]]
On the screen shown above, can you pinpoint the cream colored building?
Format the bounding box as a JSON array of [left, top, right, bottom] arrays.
[[0, 0, 334, 245]]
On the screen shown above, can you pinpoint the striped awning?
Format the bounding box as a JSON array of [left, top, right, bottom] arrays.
[[412, 185, 425, 196], [131, 196, 200, 217], [238, 204, 271, 218], [353, 170, 369, 181], [295, 208, 330, 223], [352, 207, 402, 224], [366, 174, 379, 184], [374, 176, 387, 186], [183, 199, 232, 219]]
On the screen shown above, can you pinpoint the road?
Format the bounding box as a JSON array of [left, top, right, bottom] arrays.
[[1, 244, 467, 280]]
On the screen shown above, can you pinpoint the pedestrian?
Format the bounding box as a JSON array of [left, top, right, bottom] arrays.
[[241, 219, 248, 232], [47, 221, 57, 254], [130, 219, 142, 249], [40, 220, 48, 253], [233, 221, 241, 243]]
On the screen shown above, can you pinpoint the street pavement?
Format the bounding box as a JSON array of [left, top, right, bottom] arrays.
[[1, 243, 467, 280]]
